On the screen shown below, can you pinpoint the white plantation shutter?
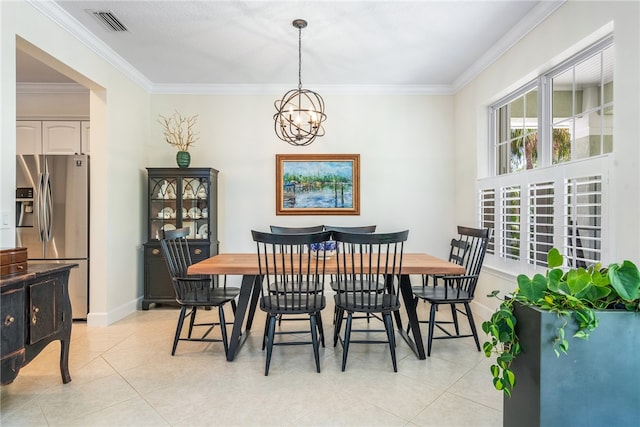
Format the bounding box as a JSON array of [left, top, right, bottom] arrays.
[[478, 155, 609, 274], [500, 186, 521, 261], [479, 188, 496, 255], [563, 175, 602, 268], [528, 181, 554, 266]]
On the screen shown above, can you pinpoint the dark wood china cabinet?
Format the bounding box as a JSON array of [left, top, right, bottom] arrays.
[[142, 168, 218, 309]]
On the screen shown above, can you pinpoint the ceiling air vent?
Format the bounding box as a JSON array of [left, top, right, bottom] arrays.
[[90, 10, 128, 32]]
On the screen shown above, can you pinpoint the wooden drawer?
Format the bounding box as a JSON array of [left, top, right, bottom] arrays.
[[0, 248, 28, 276], [1, 287, 25, 356]]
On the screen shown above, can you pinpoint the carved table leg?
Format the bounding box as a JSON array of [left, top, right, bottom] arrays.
[[59, 334, 72, 384]]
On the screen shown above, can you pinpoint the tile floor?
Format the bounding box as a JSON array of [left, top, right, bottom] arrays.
[[1, 298, 503, 426]]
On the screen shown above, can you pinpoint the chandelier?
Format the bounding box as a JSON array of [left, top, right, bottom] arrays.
[[274, 19, 326, 146]]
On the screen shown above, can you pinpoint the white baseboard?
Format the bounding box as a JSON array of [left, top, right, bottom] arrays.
[[86, 296, 141, 326]]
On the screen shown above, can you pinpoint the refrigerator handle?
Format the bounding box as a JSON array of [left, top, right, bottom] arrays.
[[36, 172, 45, 242], [44, 172, 53, 241]]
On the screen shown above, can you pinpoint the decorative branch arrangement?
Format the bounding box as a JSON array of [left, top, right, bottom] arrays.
[[158, 111, 199, 151]]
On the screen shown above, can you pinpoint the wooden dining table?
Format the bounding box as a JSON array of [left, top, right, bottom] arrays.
[[187, 253, 465, 361]]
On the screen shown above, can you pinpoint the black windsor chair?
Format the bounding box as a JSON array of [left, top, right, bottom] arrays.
[[324, 225, 377, 325], [268, 225, 327, 345], [408, 226, 491, 356], [252, 230, 333, 375], [160, 227, 239, 356], [332, 230, 409, 372]]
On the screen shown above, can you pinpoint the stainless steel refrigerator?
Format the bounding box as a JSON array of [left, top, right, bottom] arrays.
[[16, 154, 89, 320]]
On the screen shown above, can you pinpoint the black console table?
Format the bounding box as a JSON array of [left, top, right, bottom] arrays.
[[1, 263, 76, 385]]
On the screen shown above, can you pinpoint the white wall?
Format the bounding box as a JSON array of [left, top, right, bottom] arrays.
[[454, 0, 640, 320], [150, 94, 458, 257], [1, 1, 151, 326]]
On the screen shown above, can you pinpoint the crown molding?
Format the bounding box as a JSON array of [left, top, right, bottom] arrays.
[[27, 0, 154, 92], [17, 82, 88, 94], [452, 0, 566, 93], [149, 83, 455, 96]]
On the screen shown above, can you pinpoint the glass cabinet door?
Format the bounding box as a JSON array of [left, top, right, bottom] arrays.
[[181, 176, 209, 240], [149, 177, 178, 239], [147, 168, 215, 241]]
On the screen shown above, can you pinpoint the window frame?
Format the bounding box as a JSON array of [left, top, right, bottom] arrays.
[[489, 80, 540, 176], [481, 35, 613, 273], [545, 35, 614, 164]]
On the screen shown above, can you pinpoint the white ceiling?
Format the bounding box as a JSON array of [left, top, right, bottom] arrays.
[[18, 0, 565, 93]]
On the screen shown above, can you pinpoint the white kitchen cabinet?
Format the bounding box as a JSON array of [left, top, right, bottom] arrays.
[[81, 121, 90, 155], [16, 121, 43, 155], [42, 121, 81, 154], [16, 121, 87, 155]]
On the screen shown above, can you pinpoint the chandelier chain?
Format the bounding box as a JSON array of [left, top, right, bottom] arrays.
[[298, 25, 302, 90]]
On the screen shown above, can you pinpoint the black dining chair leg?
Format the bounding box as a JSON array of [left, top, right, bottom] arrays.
[[341, 313, 353, 372], [218, 305, 229, 356], [450, 304, 461, 335], [464, 302, 482, 351], [172, 306, 188, 356], [265, 314, 277, 376], [187, 306, 198, 338], [383, 312, 398, 372], [334, 308, 345, 347], [427, 303, 438, 357], [316, 311, 325, 348], [310, 314, 321, 373], [262, 315, 270, 350]]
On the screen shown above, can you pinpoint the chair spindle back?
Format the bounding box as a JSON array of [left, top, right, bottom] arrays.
[[332, 230, 409, 311], [252, 230, 332, 313]]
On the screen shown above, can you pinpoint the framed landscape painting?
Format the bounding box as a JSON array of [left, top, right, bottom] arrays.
[[276, 154, 360, 215]]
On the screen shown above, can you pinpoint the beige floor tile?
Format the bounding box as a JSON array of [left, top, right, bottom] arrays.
[[411, 391, 502, 427], [57, 396, 170, 427], [1, 308, 503, 427]]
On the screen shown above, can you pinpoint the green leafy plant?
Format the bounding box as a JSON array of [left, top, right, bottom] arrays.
[[482, 248, 640, 396]]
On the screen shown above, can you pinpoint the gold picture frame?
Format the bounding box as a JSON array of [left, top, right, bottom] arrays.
[[276, 154, 360, 216]]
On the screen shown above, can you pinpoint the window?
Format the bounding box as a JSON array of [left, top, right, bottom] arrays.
[[481, 36, 612, 270], [494, 85, 539, 175], [550, 44, 614, 163]]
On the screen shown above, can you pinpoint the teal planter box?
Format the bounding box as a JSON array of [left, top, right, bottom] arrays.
[[504, 301, 640, 427]]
